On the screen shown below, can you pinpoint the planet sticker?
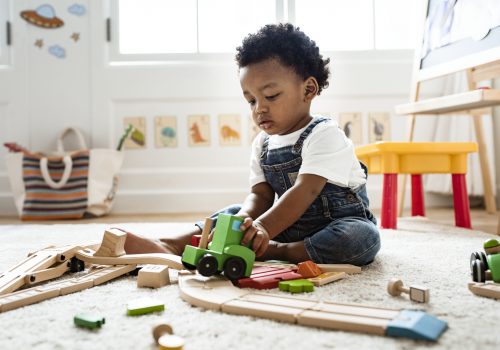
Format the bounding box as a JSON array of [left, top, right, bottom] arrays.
[[20, 4, 64, 29]]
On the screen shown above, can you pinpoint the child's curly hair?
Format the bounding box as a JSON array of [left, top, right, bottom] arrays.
[[235, 23, 330, 95]]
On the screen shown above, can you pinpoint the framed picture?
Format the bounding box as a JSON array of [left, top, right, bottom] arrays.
[[218, 114, 241, 146], [154, 116, 177, 148], [187, 114, 210, 147], [339, 112, 363, 145], [368, 112, 391, 143], [123, 116, 146, 149]]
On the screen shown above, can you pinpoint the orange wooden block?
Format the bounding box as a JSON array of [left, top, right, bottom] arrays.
[[297, 260, 322, 278]]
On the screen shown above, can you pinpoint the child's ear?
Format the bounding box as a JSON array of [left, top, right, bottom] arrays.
[[303, 77, 319, 101]]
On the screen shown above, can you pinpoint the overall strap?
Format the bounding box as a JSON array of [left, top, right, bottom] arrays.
[[292, 117, 329, 154], [260, 136, 270, 160]]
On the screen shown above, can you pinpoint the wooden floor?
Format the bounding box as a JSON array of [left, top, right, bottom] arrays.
[[0, 208, 498, 235]]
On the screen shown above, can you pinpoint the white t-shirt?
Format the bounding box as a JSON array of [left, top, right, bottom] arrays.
[[249, 116, 366, 189]]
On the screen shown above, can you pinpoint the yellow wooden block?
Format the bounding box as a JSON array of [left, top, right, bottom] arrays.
[[355, 142, 477, 174]]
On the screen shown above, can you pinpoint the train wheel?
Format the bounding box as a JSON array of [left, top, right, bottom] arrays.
[[224, 257, 246, 280], [470, 251, 488, 270], [471, 259, 486, 283], [182, 261, 196, 271], [197, 254, 218, 277]]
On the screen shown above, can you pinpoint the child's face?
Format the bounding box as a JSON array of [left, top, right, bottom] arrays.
[[239, 58, 313, 135]]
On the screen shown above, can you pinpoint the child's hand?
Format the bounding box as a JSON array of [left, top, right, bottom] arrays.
[[240, 217, 269, 257]]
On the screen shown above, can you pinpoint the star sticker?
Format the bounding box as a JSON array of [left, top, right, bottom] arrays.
[[34, 39, 43, 48], [70, 33, 80, 42]]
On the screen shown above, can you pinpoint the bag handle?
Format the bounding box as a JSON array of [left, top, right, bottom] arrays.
[[57, 127, 88, 152], [40, 156, 73, 189]]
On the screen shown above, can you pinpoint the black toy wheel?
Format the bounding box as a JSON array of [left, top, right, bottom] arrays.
[[197, 254, 218, 277], [471, 259, 486, 282], [224, 257, 246, 280], [69, 257, 85, 273], [182, 261, 196, 271], [470, 251, 488, 270]]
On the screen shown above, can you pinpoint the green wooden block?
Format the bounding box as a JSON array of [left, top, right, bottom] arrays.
[[74, 313, 105, 329], [278, 279, 314, 293], [126, 298, 165, 316]]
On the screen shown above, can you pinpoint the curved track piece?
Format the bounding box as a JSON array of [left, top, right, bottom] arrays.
[[178, 273, 447, 341], [75, 249, 184, 270], [468, 281, 500, 299]]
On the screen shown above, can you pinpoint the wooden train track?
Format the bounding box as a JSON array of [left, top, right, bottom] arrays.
[[178, 272, 448, 341]]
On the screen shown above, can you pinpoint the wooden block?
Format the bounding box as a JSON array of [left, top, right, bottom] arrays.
[[190, 234, 202, 247], [297, 260, 322, 278], [137, 265, 170, 288], [126, 298, 165, 316], [317, 264, 361, 274], [237, 266, 302, 289], [74, 314, 105, 329], [93, 228, 127, 257], [409, 286, 430, 303], [308, 271, 347, 286], [278, 279, 314, 293]]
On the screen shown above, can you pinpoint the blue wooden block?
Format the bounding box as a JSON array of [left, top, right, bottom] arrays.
[[386, 310, 448, 341]]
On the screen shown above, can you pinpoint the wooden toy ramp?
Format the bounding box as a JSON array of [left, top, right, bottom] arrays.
[[178, 273, 448, 342]]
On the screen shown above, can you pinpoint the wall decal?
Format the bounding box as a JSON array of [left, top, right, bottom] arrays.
[[155, 116, 177, 148], [218, 114, 241, 146], [48, 45, 66, 59], [123, 117, 147, 149], [71, 33, 80, 42], [68, 4, 86, 16], [188, 115, 210, 147], [339, 112, 363, 145], [34, 39, 44, 48], [21, 5, 64, 29], [368, 112, 391, 143]]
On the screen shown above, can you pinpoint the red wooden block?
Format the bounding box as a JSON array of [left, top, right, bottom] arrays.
[[190, 234, 202, 247], [297, 260, 322, 278], [237, 266, 302, 289]]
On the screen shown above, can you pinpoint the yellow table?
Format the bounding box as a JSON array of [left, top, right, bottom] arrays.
[[356, 142, 478, 229]]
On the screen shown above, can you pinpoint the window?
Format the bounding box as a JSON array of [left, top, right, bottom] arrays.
[[0, 0, 10, 66], [110, 0, 419, 61]]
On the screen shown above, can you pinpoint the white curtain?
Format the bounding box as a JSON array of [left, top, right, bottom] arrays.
[[423, 72, 496, 196]]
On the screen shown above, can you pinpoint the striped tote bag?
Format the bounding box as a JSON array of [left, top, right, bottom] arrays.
[[20, 151, 90, 220], [6, 128, 124, 220]]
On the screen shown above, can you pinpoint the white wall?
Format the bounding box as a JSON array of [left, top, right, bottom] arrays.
[[0, 1, 497, 216]]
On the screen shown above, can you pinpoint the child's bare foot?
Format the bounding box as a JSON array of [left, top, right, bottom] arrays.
[[258, 240, 310, 263], [124, 232, 180, 255]]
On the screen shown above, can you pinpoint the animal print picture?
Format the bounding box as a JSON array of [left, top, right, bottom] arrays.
[[368, 112, 391, 143], [218, 114, 241, 146], [154, 116, 177, 148], [188, 114, 211, 147], [339, 112, 363, 145]]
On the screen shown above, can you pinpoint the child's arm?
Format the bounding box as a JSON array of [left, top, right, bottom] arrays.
[[236, 182, 275, 220], [241, 174, 327, 255]]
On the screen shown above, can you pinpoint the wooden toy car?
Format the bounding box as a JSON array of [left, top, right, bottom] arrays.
[[181, 214, 255, 280], [470, 239, 500, 283]]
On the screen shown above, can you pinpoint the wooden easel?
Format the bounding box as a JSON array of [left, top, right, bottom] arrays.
[[396, 1, 500, 235]]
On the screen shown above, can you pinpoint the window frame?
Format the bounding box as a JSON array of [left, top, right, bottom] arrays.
[[107, 0, 415, 64]]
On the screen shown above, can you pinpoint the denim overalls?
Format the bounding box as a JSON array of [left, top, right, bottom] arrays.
[[201, 118, 381, 265]]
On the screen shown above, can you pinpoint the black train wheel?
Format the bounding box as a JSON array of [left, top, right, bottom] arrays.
[[224, 257, 246, 280], [197, 254, 218, 277]]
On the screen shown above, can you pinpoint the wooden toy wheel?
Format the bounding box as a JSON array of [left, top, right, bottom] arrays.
[[224, 257, 246, 280], [387, 278, 403, 296], [470, 251, 488, 270], [471, 259, 486, 282], [197, 254, 218, 277]]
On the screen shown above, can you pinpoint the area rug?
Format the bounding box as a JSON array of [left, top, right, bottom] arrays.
[[0, 217, 499, 350]]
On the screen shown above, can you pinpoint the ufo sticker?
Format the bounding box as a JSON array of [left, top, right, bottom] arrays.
[[21, 4, 64, 29]]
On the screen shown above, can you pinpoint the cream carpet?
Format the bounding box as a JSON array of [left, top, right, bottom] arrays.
[[0, 217, 499, 350]]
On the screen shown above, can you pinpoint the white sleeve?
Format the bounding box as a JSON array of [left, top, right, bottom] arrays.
[[299, 124, 356, 187], [249, 132, 267, 187]]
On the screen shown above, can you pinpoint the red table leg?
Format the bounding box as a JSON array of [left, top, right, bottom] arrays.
[[452, 174, 472, 229], [381, 173, 398, 229], [411, 174, 425, 217]]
